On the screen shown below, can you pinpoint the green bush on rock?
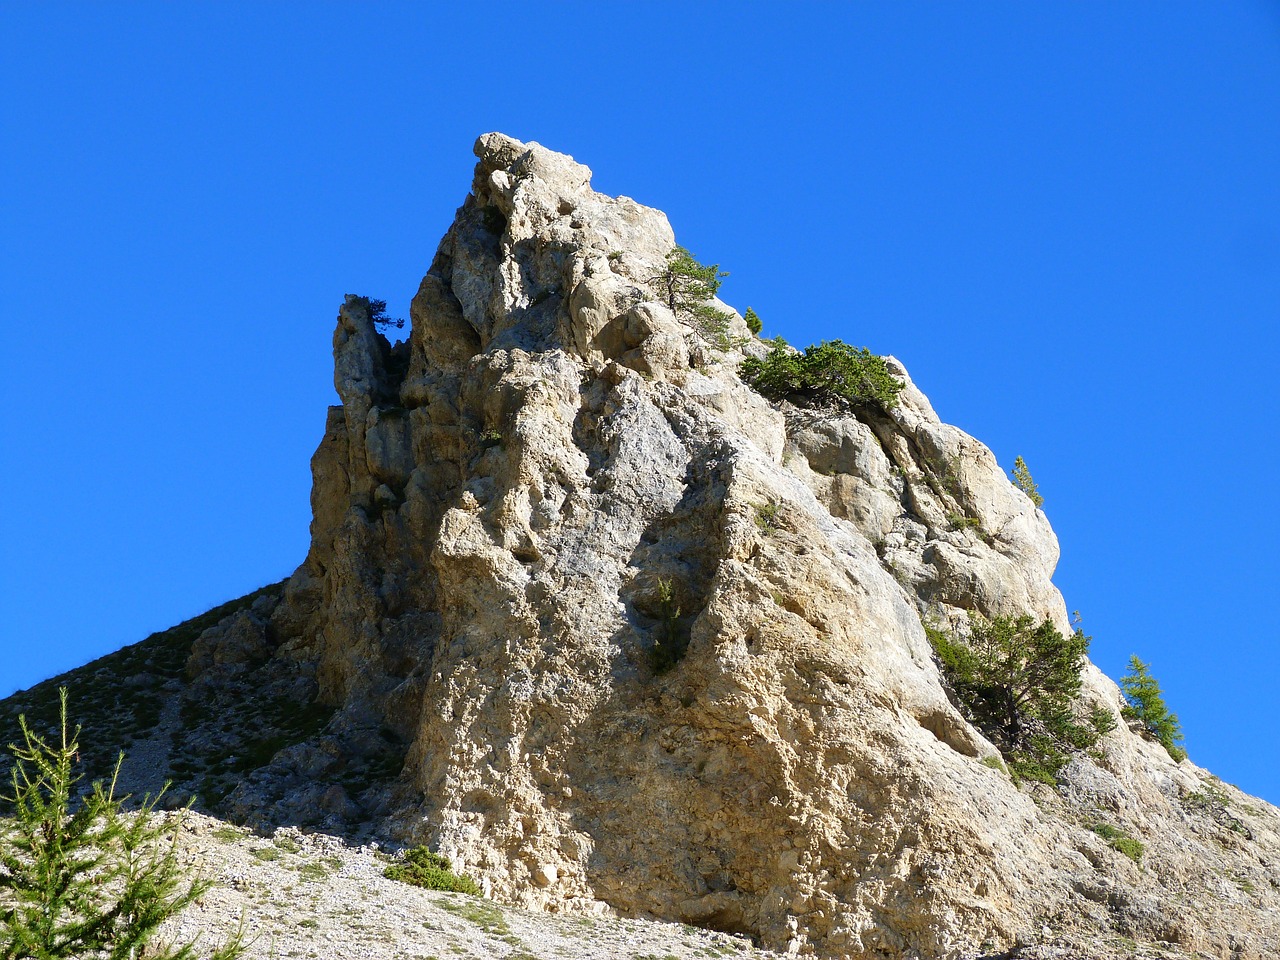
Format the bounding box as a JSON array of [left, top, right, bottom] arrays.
[[741, 338, 902, 412], [383, 846, 482, 895], [927, 614, 1109, 784], [1092, 823, 1145, 863]]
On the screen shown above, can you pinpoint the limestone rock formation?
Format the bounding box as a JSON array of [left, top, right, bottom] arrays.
[[7, 134, 1278, 959], [247, 133, 1278, 958]]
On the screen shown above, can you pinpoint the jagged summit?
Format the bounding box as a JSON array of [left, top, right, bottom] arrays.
[[5, 133, 1278, 960]]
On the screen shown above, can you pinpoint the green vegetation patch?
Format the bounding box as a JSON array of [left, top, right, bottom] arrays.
[[295, 857, 342, 882], [437, 897, 508, 937], [927, 614, 1109, 784], [384, 847, 482, 896], [1092, 823, 1144, 863], [648, 578, 690, 674], [741, 338, 902, 412], [980, 755, 1008, 775], [1183, 777, 1251, 837], [753, 502, 781, 534]]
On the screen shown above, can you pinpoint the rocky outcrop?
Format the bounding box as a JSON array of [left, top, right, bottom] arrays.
[[161, 135, 1280, 958]]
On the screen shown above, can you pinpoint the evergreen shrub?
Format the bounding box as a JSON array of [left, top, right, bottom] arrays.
[[741, 338, 902, 412], [1119, 656, 1186, 761], [383, 846, 482, 895], [927, 614, 1105, 783]]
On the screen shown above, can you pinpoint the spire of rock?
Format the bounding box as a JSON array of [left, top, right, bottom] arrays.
[[14, 133, 1273, 960]]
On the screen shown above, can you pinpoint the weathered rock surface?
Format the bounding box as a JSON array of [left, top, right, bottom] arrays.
[[6, 134, 1278, 959]]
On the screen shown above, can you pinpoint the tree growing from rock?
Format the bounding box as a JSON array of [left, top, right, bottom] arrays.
[[0, 689, 245, 960], [352, 294, 404, 330], [928, 614, 1108, 783], [652, 246, 737, 349], [1120, 656, 1186, 761], [1012, 456, 1043, 508]]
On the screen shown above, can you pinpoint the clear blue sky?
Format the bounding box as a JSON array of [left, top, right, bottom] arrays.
[[2, 3, 1278, 802]]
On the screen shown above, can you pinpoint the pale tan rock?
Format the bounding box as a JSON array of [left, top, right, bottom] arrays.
[[244, 133, 1280, 959]]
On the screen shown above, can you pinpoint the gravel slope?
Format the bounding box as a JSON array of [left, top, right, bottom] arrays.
[[162, 811, 783, 960]]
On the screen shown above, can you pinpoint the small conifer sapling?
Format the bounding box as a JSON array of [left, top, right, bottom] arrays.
[[1119, 656, 1186, 761], [1012, 456, 1044, 508], [0, 689, 245, 960]]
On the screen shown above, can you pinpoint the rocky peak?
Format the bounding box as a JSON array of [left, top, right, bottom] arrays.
[[8, 133, 1277, 960], [256, 133, 1278, 957]]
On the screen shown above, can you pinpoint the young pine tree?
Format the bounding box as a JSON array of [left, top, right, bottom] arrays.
[[1012, 456, 1044, 508], [0, 689, 245, 960], [1119, 656, 1186, 761], [652, 246, 738, 349]]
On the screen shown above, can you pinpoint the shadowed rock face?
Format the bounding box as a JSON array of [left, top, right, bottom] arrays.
[[16, 133, 1273, 959]]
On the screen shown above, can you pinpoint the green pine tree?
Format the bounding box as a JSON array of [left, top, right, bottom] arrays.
[[0, 689, 245, 960], [743, 306, 763, 336], [928, 614, 1100, 783], [653, 246, 738, 349], [1012, 456, 1044, 508], [1119, 656, 1186, 761]]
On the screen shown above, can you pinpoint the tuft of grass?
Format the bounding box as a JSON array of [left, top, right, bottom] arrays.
[[384, 847, 482, 896], [753, 502, 781, 534], [1092, 823, 1144, 863], [947, 513, 994, 544], [295, 858, 341, 882], [437, 898, 507, 936], [1183, 778, 1251, 837], [1183, 777, 1231, 814]]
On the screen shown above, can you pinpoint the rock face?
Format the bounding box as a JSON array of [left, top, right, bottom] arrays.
[[132, 135, 1280, 957]]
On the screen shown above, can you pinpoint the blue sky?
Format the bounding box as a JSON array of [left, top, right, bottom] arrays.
[[2, 2, 1278, 801]]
